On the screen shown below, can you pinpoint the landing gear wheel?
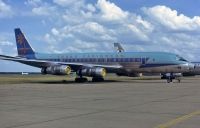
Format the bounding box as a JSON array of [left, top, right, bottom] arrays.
[[167, 78, 173, 83], [75, 77, 88, 83], [177, 78, 181, 83], [92, 77, 104, 82]]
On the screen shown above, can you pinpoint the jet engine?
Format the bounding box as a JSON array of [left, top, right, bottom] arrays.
[[41, 65, 71, 75], [78, 67, 106, 77]]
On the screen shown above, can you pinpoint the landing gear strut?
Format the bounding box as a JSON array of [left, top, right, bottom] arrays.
[[75, 70, 88, 83], [175, 77, 181, 83], [167, 77, 173, 83]]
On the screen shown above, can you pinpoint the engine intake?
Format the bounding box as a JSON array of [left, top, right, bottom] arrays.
[[79, 67, 106, 77], [41, 65, 71, 75]]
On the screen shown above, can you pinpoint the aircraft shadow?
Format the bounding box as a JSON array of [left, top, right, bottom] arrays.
[[33, 79, 182, 84], [36, 80, 123, 84]]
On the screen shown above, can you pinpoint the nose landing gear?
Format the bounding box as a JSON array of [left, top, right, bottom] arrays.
[[161, 73, 182, 83]]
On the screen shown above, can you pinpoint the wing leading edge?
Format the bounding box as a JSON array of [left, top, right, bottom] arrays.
[[0, 55, 122, 71]]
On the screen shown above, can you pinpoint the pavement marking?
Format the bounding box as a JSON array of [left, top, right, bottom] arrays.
[[155, 110, 200, 128]]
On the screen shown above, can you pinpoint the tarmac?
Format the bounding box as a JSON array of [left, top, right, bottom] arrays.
[[0, 77, 200, 128]]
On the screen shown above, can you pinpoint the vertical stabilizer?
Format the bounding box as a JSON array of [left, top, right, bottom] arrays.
[[14, 28, 35, 58], [114, 43, 124, 53]]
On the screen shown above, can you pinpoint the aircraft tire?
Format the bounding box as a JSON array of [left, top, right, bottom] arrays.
[[167, 78, 173, 83]]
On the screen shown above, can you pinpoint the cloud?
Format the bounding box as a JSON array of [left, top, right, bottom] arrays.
[[143, 5, 200, 31], [96, 0, 128, 21], [0, 41, 13, 46], [0, 0, 13, 18], [87, 4, 96, 12], [43, 0, 152, 53], [51, 28, 60, 36], [44, 22, 115, 50], [0, 33, 17, 56], [70, 22, 115, 42], [32, 5, 56, 16], [0, 35, 14, 46], [44, 33, 57, 44], [53, 0, 81, 7], [24, 0, 58, 17], [22, 0, 200, 61], [25, 0, 42, 6]]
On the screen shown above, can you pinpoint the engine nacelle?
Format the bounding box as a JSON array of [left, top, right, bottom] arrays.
[[79, 67, 106, 77], [41, 65, 71, 75]]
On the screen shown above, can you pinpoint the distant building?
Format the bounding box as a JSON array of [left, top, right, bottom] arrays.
[[21, 72, 29, 75]]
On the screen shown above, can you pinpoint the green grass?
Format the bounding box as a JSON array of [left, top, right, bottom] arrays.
[[0, 74, 162, 84], [0, 74, 74, 84]]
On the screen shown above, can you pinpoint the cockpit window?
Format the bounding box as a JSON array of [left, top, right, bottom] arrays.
[[176, 55, 188, 62]]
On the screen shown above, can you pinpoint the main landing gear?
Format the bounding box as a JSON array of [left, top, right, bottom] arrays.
[[75, 68, 106, 83], [167, 77, 181, 83], [75, 77, 88, 83], [75, 77, 105, 83], [75, 69, 88, 83]]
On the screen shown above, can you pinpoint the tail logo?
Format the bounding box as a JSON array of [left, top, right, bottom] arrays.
[[15, 28, 35, 57], [17, 34, 29, 55], [17, 34, 24, 45]]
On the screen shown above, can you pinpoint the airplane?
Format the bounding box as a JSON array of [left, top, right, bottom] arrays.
[[0, 28, 195, 83]]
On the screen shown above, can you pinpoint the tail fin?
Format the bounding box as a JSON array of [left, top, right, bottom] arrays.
[[14, 28, 35, 58]]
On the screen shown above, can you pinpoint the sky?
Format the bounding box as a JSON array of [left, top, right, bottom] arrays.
[[0, 0, 200, 72]]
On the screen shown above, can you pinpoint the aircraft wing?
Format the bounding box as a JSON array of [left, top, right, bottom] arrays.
[[0, 55, 21, 59], [0, 55, 122, 71]]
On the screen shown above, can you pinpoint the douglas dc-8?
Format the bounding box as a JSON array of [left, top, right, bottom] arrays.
[[0, 28, 195, 83]]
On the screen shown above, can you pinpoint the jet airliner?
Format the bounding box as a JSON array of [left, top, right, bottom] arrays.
[[0, 28, 194, 82]]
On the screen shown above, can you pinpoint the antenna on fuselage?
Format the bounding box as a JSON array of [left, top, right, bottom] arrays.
[[114, 43, 124, 53]]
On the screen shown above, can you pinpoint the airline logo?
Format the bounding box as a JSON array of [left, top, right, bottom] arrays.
[[17, 34, 29, 55], [17, 34, 24, 45]]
